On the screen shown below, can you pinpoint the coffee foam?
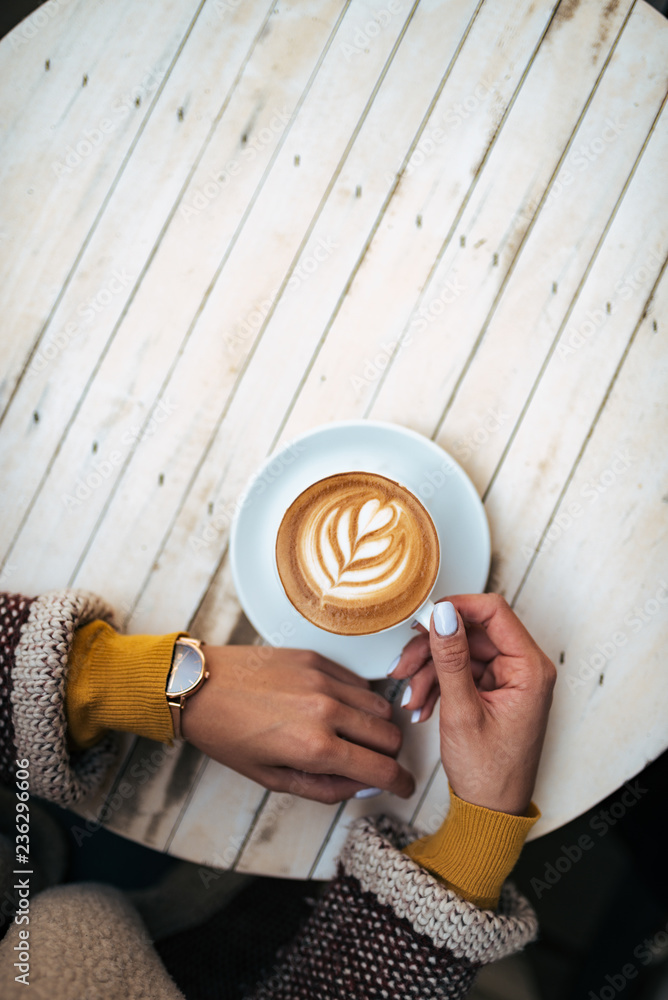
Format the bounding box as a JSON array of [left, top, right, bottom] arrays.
[[276, 472, 439, 635]]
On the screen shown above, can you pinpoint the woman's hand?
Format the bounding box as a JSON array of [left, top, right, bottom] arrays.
[[181, 645, 415, 804], [391, 594, 556, 814]]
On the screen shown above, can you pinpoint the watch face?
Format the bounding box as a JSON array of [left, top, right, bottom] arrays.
[[167, 643, 204, 697]]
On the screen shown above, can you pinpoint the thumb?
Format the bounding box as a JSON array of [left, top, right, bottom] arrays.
[[430, 601, 478, 704]]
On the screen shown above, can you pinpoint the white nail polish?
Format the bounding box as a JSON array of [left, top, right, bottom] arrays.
[[387, 654, 401, 676], [355, 787, 382, 799], [410, 619, 419, 628], [411, 709, 422, 724], [433, 601, 458, 637], [400, 685, 412, 708]]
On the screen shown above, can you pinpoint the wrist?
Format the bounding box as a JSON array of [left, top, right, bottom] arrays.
[[404, 786, 540, 910], [448, 766, 537, 817]]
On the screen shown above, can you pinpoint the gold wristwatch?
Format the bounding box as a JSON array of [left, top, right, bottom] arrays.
[[165, 637, 209, 740]]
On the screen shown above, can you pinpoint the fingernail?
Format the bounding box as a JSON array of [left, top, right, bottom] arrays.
[[400, 685, 412, 708], [411, 708, 422, 724], [387, 654, 401, 676], [355, 787, 382, 799], [433, 601, 458, 636], [410, 619, 419, 628]]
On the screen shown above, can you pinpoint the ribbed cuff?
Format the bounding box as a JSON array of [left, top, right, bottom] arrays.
[[403, 788, 540, 910], [66, 621, 186, 749]]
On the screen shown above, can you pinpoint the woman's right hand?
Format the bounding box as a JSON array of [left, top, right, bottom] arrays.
[[391, 594, 556, 815]]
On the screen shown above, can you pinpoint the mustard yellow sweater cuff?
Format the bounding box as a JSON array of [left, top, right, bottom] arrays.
[[66, 620, 186, 749], [404, 788, 540, 910]]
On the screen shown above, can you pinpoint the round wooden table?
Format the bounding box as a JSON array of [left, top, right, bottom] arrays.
[[1, 0, 667, 878]]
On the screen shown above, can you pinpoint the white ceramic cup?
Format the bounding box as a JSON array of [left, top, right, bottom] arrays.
[[274, 472, 441, 639]]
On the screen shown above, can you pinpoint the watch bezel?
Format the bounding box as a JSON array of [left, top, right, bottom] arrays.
[[166, 638, 206, 699]]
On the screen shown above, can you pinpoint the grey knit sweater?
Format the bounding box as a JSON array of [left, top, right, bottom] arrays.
[[0, 590, 538, 999]]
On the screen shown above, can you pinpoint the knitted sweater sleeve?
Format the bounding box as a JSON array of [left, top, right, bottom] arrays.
[[250, 814, 538, 1000], [0, 589, 118, 805]]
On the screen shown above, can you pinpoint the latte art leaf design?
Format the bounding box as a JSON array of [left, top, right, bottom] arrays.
[[276, 471, 439, 635], [303, 495, 411, 602]]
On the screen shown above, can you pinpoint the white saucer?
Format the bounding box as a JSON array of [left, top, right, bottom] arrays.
[[229, 420, 490, 679]]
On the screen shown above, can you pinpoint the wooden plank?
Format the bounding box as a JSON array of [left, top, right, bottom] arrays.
[[279, 0, 570, 440], [427, 2, 668, 501], [0, 0, 204, 411], [235, 793, 339, 878], [0, 0, 341, 587], [166, 757, 266, 869], [65, 0, 484, 627], [64, 731, 135, 830], [513, 263, 668, 836], [94, 736, 207, 850], [368, 0, 636, 437], [484, 102, 668, 599]]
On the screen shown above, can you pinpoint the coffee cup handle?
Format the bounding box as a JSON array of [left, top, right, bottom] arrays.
[[412, 599, 435, 632]]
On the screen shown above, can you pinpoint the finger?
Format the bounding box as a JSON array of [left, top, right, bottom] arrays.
[[335, 704, 403, 757], [476, 668, 498, 692], [447, 594, 541, 658], [262, 767, 369, 804], [329, 741, 415, 798], [430, 601, 480, 711], [326, 678, 392, 720], [467, 624, 499, 662], [412, 684, 440, 723], [291, 649, 370, 689], [470, 658, 488, 683], [400, 660, 437, 716], [388, 632, 431, 679]]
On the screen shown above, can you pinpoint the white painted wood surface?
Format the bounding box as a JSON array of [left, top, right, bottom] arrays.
[[1, 0, 666, 878]]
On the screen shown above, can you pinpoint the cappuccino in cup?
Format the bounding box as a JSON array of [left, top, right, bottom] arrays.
[[275, 471, 440, 636]]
